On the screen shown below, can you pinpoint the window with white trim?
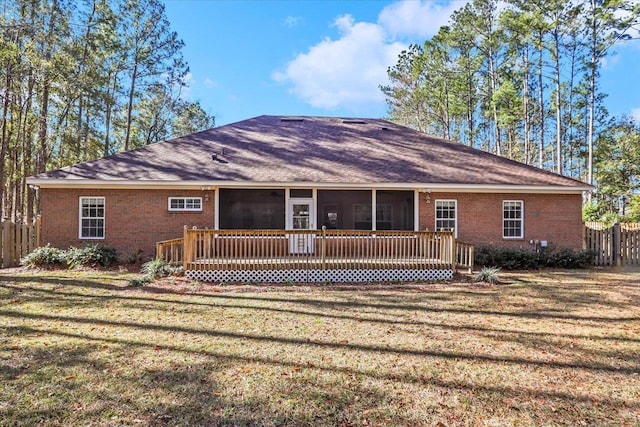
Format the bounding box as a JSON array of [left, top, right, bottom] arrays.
[[435, 200, 457, 236], [79, 197, 105, 239], [168, 197, 202, 212], [503, 200, 524, 238]]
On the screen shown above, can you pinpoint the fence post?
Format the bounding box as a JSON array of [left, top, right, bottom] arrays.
[[2, 220, 12, 268], [613, 223, 621, 266]]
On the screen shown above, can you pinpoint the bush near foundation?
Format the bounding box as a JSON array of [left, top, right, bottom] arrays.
[[21, 244, 117, 268], [19, 244, 66, 268], [474, 246, 596, 270]]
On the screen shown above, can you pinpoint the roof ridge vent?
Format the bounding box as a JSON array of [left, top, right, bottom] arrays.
[[342, 119, 367, 124], [281, 118, 304, 122]]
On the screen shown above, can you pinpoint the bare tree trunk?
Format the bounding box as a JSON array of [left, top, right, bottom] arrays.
[[552, 20, 562, 175], [1, 65, 11, 218], [537, 34, 545, 169], [488, 49, 501, 156], [587, 0, 597, 189], [523, 45, 531, 165], [124, 61, 138, 151]]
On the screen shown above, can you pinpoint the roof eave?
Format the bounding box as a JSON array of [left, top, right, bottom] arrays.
[[26, 178, 593, 194]]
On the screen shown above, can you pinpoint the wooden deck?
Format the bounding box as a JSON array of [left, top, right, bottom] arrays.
[[157, 228, 474, 273]]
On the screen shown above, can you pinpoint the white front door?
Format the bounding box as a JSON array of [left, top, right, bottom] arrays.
[[287, 198, 315, 254]]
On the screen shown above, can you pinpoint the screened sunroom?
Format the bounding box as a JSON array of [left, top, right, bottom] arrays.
[[217, 188, 415, 232]]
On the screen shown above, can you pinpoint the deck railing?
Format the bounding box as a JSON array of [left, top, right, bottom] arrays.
[[456, 241, 475, 273], [156, 228, 476, 273], [155, 237, 184, 266]]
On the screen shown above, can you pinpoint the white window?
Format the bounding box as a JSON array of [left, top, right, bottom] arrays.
[[79, 197, 105, 239], [168, 197, 203, 212], [435, 200, 457, 236], [503, 200, 524, 238]]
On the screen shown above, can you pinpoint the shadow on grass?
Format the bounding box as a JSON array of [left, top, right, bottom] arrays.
[[2, 276, 639, 324], [3, 324, 638, 416], [2, 282, 640, 347], [3, 268, 639, 425], [1, 333, 422, 426], [2, 310, 639, 376]]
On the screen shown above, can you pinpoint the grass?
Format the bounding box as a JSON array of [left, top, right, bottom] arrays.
[[1, 268, 639, 426]]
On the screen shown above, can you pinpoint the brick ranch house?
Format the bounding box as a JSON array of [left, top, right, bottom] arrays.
[[27, 115, 591, 282]]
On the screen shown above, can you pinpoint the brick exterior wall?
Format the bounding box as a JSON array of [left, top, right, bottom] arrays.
[[419, 192, 583, 251], [40, 188, 215, 261], [39, 188, 584, 262]]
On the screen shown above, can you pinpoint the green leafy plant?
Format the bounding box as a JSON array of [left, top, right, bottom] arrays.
[[126, 249, 144, 264], [20, 244, 65, 268], [128, 276, 151, 287], [474, 246, 595, 270], [475, 266, 501, 284], [66, 244, 118, 268], [141, 258, 172, 280]]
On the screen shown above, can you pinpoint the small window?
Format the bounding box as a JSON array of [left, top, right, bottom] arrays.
[[168, 197, 203, 212], [503, 200, 524, 238], [79, 197, 105, 239], [435, 200, 457, 236]]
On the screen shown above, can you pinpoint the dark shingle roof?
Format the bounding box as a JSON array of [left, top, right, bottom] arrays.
[[28, 115, 590, 189]]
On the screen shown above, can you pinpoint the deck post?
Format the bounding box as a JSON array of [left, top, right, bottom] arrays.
[[182, 225, 189, 271], [450, 231, 457, 271], [321, 226, 326, 270]]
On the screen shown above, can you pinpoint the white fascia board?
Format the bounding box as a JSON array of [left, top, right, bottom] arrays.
[[26, 178, 593, 194]]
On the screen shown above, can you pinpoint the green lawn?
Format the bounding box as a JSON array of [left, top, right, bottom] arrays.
[[1, 268, 639, 426]]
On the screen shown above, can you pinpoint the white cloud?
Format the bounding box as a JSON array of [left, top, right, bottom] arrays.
[[273, 1, 464, 113], [204, 77, 218, 89], [631, 108, 640, 122], [378, 0, 464, 39], [273, 14, 405, 110], [284, 16, 302, 28]]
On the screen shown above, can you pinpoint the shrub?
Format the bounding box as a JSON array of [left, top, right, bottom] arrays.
[[20, 244, 65, 268], [128, 276, 151, 287], [141, 258, 172, 280], [545, 249, 596, 269], [66, 244, 117, 268], [475, 266, 501, 284], [474, 246, 595, 270], [474, 246, 543, 270]]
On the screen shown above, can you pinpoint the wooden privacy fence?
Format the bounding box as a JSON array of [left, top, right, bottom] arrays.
[[584, 222, 640, 266], [1, 217, 41, 268], [156, 227, 475, 272]]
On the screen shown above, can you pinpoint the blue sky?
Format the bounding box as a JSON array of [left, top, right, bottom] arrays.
[[164, 0, 640, 127]]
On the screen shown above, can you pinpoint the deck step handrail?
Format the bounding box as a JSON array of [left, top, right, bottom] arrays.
[[455, 241, 475, 273], [156, 237, 184, 266]]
